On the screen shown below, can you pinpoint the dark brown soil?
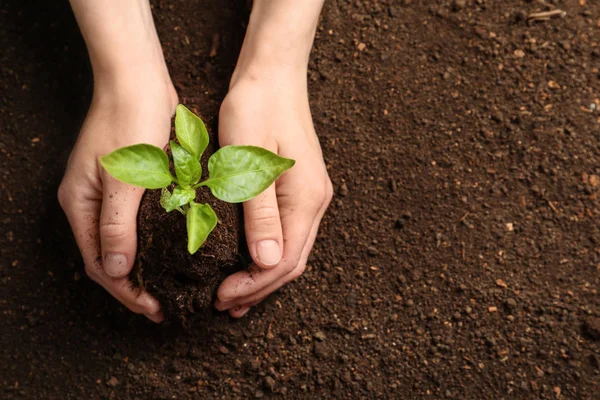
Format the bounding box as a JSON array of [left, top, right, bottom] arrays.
[[134, 137, 244, 322], [1, 0, 599, 399], [135, 182, 241, 322]]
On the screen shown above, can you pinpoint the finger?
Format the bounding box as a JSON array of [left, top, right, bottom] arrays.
[[59, 182, 162, 320], [92, 272, 162, 317], [221, 176, 332, 311], [243, 185, 283, 269], [145, 310, 165, 323], [99, 175, 144, 278], [216, 209, 315, 302], [225, 204, 323, 312], [228, 305, 251, 318], [227, 294, 266, 318], [58, 181, 103, 271]]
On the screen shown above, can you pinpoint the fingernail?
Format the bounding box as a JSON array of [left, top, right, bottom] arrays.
[[139, 293, 161, 314], [232, 305, 251, 318], [103, 253, 128, 277], [144, 311, 164, 323], [256, 240, 281, 266], [215, 299, 235, 311]]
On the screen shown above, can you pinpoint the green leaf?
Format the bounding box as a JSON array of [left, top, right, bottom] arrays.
[[99, 144, 173, 189], [170, 141, 201, 186], [186, 202, 218, 254], [204, 146, 295, 203], [163, 186, 196, 212], [175, 104, 209, 160], [160, 187, 172, 210]]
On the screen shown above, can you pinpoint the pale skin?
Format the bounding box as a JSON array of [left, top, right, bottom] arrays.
[[58, 0, 332, 322]]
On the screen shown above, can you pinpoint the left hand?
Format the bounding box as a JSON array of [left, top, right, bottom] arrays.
[[214, 73, 333, 317]]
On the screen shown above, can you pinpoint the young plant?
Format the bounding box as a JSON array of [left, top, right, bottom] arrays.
[[99, 104, 294, 254]]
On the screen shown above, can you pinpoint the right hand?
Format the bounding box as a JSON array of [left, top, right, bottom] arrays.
[[58, 78, 177, 323]]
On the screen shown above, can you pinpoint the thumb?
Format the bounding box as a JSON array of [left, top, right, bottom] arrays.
[[244, 185, 283, 269], [99, 176, 144, 278]]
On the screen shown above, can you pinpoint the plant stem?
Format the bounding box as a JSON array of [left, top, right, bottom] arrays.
[[192, 180, 209, 189]]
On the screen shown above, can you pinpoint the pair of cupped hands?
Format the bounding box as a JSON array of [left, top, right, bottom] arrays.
[[58, 67, 332, 322]]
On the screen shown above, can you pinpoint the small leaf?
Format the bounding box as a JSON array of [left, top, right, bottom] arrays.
[[99, 144, 173, 189], [160, 187, 172, 210], [186, 202, 218, 254], [164, 186, 196, 212], [175, 104, 209, 159], [170, 141, 201, 186], [205, 146, 295, 203]]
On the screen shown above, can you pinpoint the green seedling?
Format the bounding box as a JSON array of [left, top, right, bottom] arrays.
[[100, 104, 295, 254]]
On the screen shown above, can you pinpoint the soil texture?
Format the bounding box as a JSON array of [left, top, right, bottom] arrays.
[[134, 140, 244, 322], [1, 0, 599, 399]]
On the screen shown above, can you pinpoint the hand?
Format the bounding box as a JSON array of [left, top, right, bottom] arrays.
[[58, 79, 177, 323], [214, 73, 333, 317]]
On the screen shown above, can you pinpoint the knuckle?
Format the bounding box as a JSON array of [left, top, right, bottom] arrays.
[[248, 205, 280, 229], [283, 261, 298, 275], [324, 178, 334, 205], [99, 221, 129, 241], [308, 186, 329, 209], [57, 182, 70, 210], [218, 95, 235, 116], [84, 263, 99, 280], [307, 177, 334, 212], [289, 263, 307, 280]]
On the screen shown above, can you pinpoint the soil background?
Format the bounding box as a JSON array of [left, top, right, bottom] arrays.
[[1, 0, 599, 399]]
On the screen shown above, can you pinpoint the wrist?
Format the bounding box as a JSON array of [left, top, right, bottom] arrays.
[[230, 51, 308, 90], [92, 64, 178, 116], [230, 27, 310, 88], [88, 30, 173, 91], [71, 0, 174, 105], [230, 0, 322, 88]]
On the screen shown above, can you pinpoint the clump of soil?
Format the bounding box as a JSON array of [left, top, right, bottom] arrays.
[[133, 140, 245, 322]]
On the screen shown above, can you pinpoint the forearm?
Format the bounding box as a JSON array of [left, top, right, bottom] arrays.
[[231, 0, 325, 85], [69, 0, 170, 93]]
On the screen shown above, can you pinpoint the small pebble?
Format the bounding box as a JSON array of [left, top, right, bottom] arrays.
[[107, 376, 119, 387], [339, 183, 349, 196], [367, 246, 379, 256], [346, 290, 357, 307], [452, 0, 466, 11], [264, 376, 276, 392], [505, 298, 517, 309], [583, 317, 600, 340], [314, 341, 330, 359]]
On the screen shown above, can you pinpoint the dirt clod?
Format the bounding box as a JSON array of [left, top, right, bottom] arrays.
[[505, 298, 518, 310], [264, 376, 276, 392], [106, 377, 119, 387], [582, 317, 600, 341]]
